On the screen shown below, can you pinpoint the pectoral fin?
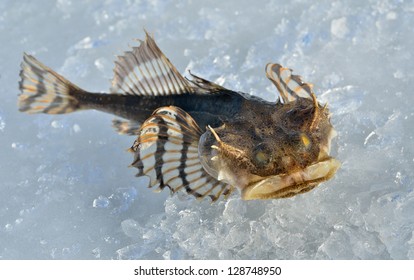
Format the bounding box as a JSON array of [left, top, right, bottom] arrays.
[[265, 63, 314, 103], [130, 106, 234, 201]]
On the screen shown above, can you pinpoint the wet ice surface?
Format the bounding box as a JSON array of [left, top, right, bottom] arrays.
[[1, 0, 414, 259]]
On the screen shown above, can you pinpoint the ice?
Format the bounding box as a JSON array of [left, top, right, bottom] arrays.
[[0, 116, 5, 132], [330, 17, 349, 39], [92, 196, 110, 209], [1, 0, 414, 260]]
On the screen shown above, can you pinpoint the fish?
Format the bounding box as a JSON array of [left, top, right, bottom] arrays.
[[18, 31, 340, 201]]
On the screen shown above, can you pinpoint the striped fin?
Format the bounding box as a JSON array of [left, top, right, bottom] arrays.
[[18, 53, 84, 114], [130, 106, 234, 201], [112, 119, 141, 135], [111, 32, 194, 96], [187, 71, 229, 93], [265, 63, 313, 103]]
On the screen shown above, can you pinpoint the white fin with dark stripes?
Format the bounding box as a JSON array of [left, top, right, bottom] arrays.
[[111, 32, 195, 96], [265, 63, 314, 103], [18, 53, 84, 114], [130, 106, 234, 201]]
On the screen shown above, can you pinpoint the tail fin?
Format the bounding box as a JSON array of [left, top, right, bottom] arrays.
[[18, 53, 85, 114]]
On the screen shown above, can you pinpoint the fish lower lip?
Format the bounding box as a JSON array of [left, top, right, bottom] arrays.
[[241, 158, 341, 200]]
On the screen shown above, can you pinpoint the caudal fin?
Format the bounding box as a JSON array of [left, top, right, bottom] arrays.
[[18, 53, 85, 114]]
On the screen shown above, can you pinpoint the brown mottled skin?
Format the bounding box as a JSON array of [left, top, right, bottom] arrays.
[[199, 93, 336, 197], [220, 98, 331, 176]]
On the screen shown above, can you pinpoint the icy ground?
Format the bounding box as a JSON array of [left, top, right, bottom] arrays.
[[1, 0, 414, 259]]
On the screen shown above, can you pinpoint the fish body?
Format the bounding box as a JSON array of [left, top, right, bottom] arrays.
[[71, 89, 254, 129], [19, 32, 340, 201]]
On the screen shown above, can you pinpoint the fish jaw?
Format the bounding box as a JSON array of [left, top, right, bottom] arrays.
[[241, 158, 341, 200]]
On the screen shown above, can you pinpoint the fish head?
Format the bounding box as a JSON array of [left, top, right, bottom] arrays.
[[198, 97, 340, 200]]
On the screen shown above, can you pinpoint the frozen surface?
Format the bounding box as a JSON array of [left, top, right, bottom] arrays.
[[1, 0, 414, 259]]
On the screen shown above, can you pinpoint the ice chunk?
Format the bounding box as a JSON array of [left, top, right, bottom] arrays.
[[92, 196, 110, 208], [223, 198, 246, 223], [0, 115, 5, 132], [121, 219, 143, 238], [109, 187, 138, 214], [94, 57, 111, 72], [72, 124, 81, 133], [331, 17, 349, 39], [92, 247, 101, 259]]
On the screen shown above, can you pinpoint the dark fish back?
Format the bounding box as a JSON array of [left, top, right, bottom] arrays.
[[78, 89, 247, 130]]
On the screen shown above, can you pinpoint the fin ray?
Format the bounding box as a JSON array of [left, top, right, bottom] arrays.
[[187, 71, 229, 93], [112, 32, 233, 97], [111, 32, 194, 96], [19, 53, 85, 114], [130, 106, 233, 201], [112, 119, 141, 135], [265, 63, 313, 103]]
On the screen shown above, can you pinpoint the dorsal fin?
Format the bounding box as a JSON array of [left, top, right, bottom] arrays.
[[265, 63, 314, 103], [186, 71, 229, 93], [130, 106, 234, 201], [111, 32, 194, 96]]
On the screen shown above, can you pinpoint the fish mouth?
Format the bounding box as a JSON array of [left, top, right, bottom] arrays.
[[241, 158, 341, 200]]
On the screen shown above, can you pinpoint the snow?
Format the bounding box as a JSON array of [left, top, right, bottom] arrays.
[[1, 0, 414, 259]]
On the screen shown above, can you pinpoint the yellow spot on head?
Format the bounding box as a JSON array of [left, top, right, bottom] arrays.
[[301, 133, 311, 148]]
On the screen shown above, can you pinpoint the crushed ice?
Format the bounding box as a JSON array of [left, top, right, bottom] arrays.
[[1, 0, 414, 260]]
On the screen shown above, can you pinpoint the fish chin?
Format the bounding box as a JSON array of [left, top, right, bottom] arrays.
[[241, 158, 341, 200]]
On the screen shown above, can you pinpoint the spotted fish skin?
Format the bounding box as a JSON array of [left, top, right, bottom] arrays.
[[18, 31, 339, 201]]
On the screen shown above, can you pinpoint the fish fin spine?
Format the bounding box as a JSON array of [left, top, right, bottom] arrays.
[[111, 31, 194, 96]]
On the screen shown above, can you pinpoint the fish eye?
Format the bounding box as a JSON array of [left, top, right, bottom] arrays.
[[253, 143, 271, 166]]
